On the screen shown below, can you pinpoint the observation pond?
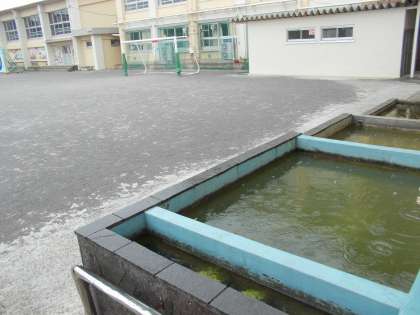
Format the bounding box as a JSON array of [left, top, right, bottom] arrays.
[[136, 233, 326, 315], [329, 124, 420, 151], [379, 103, 420, 119], [182, 151, 420, 292]]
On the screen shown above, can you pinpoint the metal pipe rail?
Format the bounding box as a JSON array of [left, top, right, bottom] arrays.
[[72, 265, 161, 315]]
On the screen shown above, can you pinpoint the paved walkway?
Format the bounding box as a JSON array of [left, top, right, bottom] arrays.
[[0, 71, 419, 314]]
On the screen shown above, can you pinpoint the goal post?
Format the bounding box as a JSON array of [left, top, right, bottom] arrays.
[[0, 48, 20, 73], [0, 48, 8, 73], [121, 36, 200, 76]]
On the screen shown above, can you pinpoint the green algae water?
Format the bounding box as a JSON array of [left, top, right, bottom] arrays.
[[136, 233, 325, 315], [182, 151, 420, 292], [330, 124, 420, 151], [380, 104, 420, 119]]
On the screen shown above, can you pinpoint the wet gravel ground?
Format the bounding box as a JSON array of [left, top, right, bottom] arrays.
[[0, 70, 418, 314]]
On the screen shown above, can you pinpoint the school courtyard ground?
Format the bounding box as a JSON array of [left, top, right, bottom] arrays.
[[0, 70, 420, 314]]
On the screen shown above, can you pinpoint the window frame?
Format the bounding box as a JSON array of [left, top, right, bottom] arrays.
[[160, 0, 186, 6], [3, 20, 19, 41], [125, 0, 149, 11], [48, 8, 71, 36], [127, 29, 151, 41], [24, 15, 43, 39], [158, 25, 189, 51], [200, 22, 230, 51], [127, 29, 152, 51], [286, 27, 316, 43], [159, 25, 188, 38], [111, 39, 120, 47], [320, 25, 354, 42]]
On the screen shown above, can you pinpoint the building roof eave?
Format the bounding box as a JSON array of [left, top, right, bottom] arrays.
[[231, 0, 418, 23]]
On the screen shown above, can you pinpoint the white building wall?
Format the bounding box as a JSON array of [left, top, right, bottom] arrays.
[[0, 22, 6, 48], [234, 23, 248, 59], [247, 8, 407, 78], [91, 34, 105, 70], [12, 9, 31, 69], [37, 4, 52, 65]]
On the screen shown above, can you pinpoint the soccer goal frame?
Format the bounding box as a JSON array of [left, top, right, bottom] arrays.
[[121, 36, 200, 76]]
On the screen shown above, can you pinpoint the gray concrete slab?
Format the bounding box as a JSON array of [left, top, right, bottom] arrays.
[[0, 70, 419, 314], [211, 287, 286, 315], [115, 242, 173, 275]]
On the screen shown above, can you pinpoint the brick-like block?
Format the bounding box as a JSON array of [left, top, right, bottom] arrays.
[[78, 235, 168, 312], [304, 113, 351, 136], [152, 180, 195, 202], [157, 263, 226, 303], [211, 287, 286, 315], [363, 98, 397, 115], [234, 131, 298, 165], [75, 214, 122, 237], [206, 159, 238, 177], [113, 196, 161, 219], [116, 242, 173, 275], [89, 229, 131, 252], [77, 235, 128, 289]]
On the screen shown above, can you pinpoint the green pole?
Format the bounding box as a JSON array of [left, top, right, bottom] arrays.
[[174, 37, 181, 76], [175, 51, 181, 76], [122, 53, 128, 77]]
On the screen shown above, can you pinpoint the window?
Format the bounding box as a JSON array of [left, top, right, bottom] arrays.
[[9, 49, 23, 61], [24, 15, 43, 39], [86, 41, 92, 48], [287, 28, 315, 42], [159, 26, 189, 50], [48, 9, 71, 36], [28, 47, 47, 60], [160, 0, 185, 5], [321, 26, 353, 41], [128, 29, 151, 41], [125, 0, 148, 10], [159, 26, 188, 38], [127, 29, 151, 50], [200, 22, 229, 50], [220, 23, 229, 37], [3, 20, 19, 41], [111, 39, 120, 47]]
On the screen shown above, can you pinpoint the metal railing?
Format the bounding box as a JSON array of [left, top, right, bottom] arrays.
[[72, 265, 161, 315]]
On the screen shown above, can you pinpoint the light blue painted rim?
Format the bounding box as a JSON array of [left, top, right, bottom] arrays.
[[113, 138, 296, 239], [399, 272, 420, 315], [163, 138, 296, 213], [297, 135, 420, 169], [144, 207, 415, 315], [112, 134, 420, 314]]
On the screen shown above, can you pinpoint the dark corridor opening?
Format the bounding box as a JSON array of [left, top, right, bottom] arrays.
[[401, 9, 418, 76]]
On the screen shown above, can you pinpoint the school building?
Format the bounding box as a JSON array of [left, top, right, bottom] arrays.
[[114, 0, 295, 69], [0, 0, 121, 70], [2, 0, 420, 78]]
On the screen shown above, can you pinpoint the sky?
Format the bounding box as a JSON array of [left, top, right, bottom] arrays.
[[0, 0, 41, 11]]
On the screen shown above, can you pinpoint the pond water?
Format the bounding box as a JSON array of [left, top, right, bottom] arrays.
[[380, 104, 420, 119], [136, 233, 326, 315], [182, 151, 420, 292], [330, 124, 420, 151]]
